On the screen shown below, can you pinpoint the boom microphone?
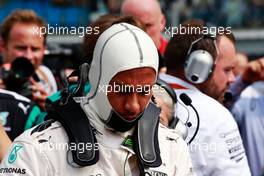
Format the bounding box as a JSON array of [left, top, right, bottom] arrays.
[[180, 93, 192, 106], [179, 93, 200, 145]]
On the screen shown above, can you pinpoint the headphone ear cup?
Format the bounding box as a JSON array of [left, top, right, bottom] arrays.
[[184, 50, 214, 84], [155, 79, 177, 103]]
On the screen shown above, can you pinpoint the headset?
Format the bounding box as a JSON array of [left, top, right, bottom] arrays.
[[155, 79, 188, 140], [184, 23, 219, 84], [156, 79, 177, 104]]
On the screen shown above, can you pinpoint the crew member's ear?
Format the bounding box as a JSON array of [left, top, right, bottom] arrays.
[[160, 14, 166, 32]]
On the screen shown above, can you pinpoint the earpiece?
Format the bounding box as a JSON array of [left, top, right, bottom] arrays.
[[185, 49, 214, 83], [155, 79, 188, 139], [184, 23, 218, 84]]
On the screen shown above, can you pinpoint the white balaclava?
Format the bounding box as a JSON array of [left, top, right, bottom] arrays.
[[87, 23, 158, 131]]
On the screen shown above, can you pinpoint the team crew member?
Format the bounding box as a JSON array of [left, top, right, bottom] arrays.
[[121, 0, 167, 73], [231, 78, 264, 175], [225, 57, 264, 108], [0, 89, 42, 141], [160, 19, 251, 175], [0, 23, 194, 176]]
